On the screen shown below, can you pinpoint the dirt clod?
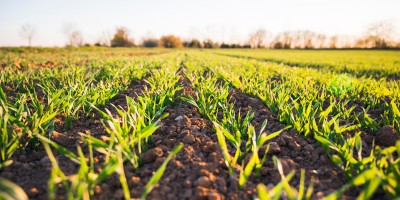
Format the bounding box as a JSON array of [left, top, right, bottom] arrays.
[[142, 147, 164, 163], [113, 189, 124, 199], [177, 115, 191, 127], [183, 134, 196, 144], [195, 176, 212, 188], [376, 125, 399, 147], [208, 192, 222, 200], [267, 142, 281, 155], [304, 144, 314, 152]]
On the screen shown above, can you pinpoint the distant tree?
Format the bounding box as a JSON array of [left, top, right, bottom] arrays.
[[364, 21, 395, 48], [203, 39, 218, 48], [329, 35, 338, 49], [188, 39, 202, 48], [271, 31, 293, 49], [219, 43, 249, 48], [301, 31, 316, 49], [142, 38, 159, 48], [183, 41, 190, 47], [183, 39, 201, 48], [69, 31, 83, 47], [160, 35, 182, 48], [272, 41, 284, 49], [315, 34, 327, 48], [220, 43, 230, 48], [19, 23, 36, 46], [230, 44, 240, 48], [248, 28, 268, 48], [63, 24, 84, 47], [111, 27, 134, 47], [97, 30, 112, 46], [281, 31, 293, 48]]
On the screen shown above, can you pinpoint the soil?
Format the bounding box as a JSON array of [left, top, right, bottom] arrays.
[[228, 88, 356, 199], [0, 79, 149, 200], [93, 77, 357, 199], [1, 74, 361, 200], [376, 125, 400, 147]]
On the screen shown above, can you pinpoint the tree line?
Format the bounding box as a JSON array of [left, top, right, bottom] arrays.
[[19, 21, 400, 49]]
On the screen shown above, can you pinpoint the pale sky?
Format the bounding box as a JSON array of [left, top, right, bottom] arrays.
[[0, 0, 399, 46]]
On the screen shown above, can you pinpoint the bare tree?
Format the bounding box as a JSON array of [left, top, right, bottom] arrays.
[[271, 31, 293, 49], [329, 35, 338, 49], [96, 30, 112, 46], [364, 21, 395, 48], [315, 34, 327, 48], [63, 24, 84, 47], [282, 31, 293, 49], [293, 30, 316, 49], [248, 28, 268, 48], [19, 24, 36, 46]]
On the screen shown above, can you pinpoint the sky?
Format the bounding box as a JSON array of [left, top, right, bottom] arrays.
[[0, 0, 399, 46]]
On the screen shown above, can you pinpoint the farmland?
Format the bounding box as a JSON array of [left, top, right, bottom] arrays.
[[0, 47, 399, 200]]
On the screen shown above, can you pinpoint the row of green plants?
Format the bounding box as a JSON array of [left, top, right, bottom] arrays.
[[214, 49, 400, 80], [183, 65, 314, 199], [40, 64, 184, 200], [1, 48, 399, 199], [0, 54, 171, 166], [0, 51, 185, 199], [185, 52, 400, 199], [195, 52, 400, 133]]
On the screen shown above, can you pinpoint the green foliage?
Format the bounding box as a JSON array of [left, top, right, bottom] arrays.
[[185, 51, 400, 199], [0, 178, 28, 200], [1, 48, 399, 199], [0, 97, 19, 169], [111, 27, 135, 47], [256, 158, 313, 200]]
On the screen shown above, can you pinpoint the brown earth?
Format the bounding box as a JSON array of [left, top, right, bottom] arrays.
[[0, 75, 361, 200], [0, 79, 149, 200], [227, 88, 356, 199]]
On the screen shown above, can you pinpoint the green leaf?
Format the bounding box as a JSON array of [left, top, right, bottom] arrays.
[[257, 184, 271, 200], [34, 134, 79, 163], [298, 169, 306, 200], [239, 154, 257, 188], [320, 103, 334, 119], [314, 134, 339, 152], [391, 100, 400, 117], [0, 178, 28, 200], [357, 177, 381, 200], [213, 122, 233, 173], [257, 126, 289, 147], [351, 169, 376, 186], [0, 87, 6, 103], [79, 133, 108, 149]]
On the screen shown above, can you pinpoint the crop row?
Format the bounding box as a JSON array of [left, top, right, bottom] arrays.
[[0, 51, 185, 199], [185, 52, 399, 199], [214, 49, 400, 80], [0, 49, 399, 199]]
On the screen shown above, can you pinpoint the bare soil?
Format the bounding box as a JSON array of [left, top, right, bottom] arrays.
[[0, 75, 362, 200]]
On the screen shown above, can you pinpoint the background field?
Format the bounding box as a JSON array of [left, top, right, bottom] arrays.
[[0, 48, 399, 200]]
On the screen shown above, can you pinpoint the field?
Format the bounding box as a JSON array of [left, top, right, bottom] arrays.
[[0, 47, 399, 200]]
